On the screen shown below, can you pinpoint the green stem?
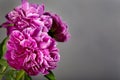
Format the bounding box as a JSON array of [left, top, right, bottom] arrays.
[[0, 75, 2, 80], [16, 70, 25, 80]]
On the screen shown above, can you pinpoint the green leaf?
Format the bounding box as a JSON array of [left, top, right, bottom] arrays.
[[0, 65, 7, 74], [0, 59, 8, 74], [44, 71, 56, 80], [0, 37, 8, 59], [16, 70, 25, 80], [3, 69, 16, 80], [0, 59, 7, 66], [24, 73, 32, 80]]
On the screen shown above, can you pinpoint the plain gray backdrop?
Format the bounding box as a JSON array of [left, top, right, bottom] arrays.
[[1, 0, 120, 80]]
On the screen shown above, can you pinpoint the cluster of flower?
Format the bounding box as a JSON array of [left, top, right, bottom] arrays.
[[1, 0, 70, 75]]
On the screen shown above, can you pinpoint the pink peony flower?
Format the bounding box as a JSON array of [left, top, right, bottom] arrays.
[[44, 12, 70, 42], [6, 29, 60, 75], [1, 0, 52, 35], [1, 0, 70, 42], [1, 0, 70, 76]]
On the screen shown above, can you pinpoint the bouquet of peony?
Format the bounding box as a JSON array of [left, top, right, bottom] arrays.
[[0, 0, 70, 80]]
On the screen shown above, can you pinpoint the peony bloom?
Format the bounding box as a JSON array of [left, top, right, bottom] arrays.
[[1, 0, 70, 76], [1, 0, 52, 35], [6, 29, 60, 75], [44, 12, 70, 42], [1, 0, 70, 42]]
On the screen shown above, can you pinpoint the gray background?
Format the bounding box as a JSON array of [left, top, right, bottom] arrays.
[[1, 0, 120, 80]]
